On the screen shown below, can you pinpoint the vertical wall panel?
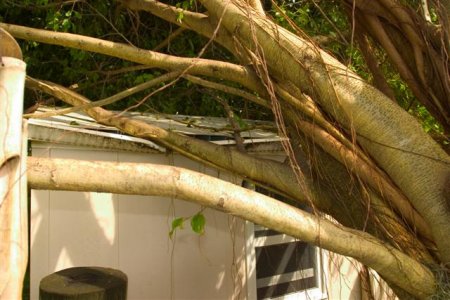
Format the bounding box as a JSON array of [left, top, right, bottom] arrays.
[[30, 190, 49, 300], [31, 144, 247, 299], [30, 146, 50, 300]]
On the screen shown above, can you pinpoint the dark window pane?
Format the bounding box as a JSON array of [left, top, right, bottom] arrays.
[[255, 242, 316, 278], [253, 187, 321, 299]]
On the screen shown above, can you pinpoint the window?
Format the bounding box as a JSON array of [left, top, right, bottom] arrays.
[[245, 189, 327, 300]]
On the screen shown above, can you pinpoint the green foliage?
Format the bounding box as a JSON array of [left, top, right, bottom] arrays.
[[174, 0, 195, 23], [45, 9, 81, 32], [169, 211, 206, 238], [387, 68, 443, 135], [270, 1, 369, 77], [271, 1, 347, 41], [169, 217, 185, 239], [270, 1, 444, 137], [190, 213, 206, 235], [411, 105, 443, 134], [1, 0, 444, 134], [0, 0, 223, 115]]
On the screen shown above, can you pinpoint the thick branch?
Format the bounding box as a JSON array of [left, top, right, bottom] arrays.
[[297, 120, 432, 240], [25, 77, 321, 210], [0, 23, 263, 94], [27, 157, 436, 299], [1, 23, 376, 193], [120, 0, 237, 54], [24, 71, 182, 119], [201, 0, 450, 263]]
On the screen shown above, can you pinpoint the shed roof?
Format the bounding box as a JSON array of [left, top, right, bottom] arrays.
[[28, 107, 283, 154]]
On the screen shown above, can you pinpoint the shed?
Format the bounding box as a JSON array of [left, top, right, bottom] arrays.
[[28, 108, 386, 299]]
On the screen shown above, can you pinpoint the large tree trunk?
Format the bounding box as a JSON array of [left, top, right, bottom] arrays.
[[199, 0, 450, 264], [2, 0, 449, 297]]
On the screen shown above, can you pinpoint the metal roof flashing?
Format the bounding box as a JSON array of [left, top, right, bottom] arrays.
[[28, 107, 283, 154]]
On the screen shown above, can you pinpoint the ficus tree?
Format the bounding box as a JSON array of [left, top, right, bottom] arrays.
[[1, 0, 449, 298]]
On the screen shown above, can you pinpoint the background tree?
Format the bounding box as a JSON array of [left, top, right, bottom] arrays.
[[1, 0, 449, 298]]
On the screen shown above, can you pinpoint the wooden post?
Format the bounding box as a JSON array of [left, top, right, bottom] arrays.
[[39, 267, 128, 300], [0, 28, 27, 299]]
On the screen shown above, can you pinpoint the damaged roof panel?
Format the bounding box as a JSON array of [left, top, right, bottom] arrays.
[[28, 107, 282, 154]]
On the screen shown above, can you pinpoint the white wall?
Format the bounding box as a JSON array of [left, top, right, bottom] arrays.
[[31, 143, 247, 300], [31, 143, 395, 300]]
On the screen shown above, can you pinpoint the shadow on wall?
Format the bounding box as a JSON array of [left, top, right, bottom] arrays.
[[30, 190, 119, 299], [30, 147, 247, 299]]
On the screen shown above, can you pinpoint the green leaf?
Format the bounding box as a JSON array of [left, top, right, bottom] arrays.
[[191, 213, 206, 235], [176, 11, 184, 23], [169, 217, 184, 238]]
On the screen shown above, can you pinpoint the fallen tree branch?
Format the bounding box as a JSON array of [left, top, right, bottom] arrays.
[[27, 156, 436, 299], [200, 0, 450, 263], [119, 0, 237, 54], [297, 120, 432, 241], [24, 71, 181, 119], [0, 23, 263, 95], [25, 76, 317, 210]]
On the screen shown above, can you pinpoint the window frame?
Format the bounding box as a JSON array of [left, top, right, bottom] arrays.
[[245, 221, 328, 300]]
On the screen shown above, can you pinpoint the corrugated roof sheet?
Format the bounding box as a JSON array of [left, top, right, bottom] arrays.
[[28, 107, 283, 154]]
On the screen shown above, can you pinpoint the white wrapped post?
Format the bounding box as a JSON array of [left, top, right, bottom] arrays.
[[0, 32, 27, 299]]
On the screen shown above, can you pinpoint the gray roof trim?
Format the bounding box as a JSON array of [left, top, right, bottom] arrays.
[[28, 107, 282, 154]]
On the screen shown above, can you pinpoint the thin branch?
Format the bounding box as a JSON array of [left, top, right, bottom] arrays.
[[212, 93, 246, 152], [183, 74, 268, 107], [422, 0, 433, 22], [120, 0, 236, 53], [354, 32, 396, 101], [0, 23, 265, 95], [246, 0, 265, 15], [24, 72, 181, 119], [153, 27, 185, 52], [310, 0, 349, 44], [25, 77, 316, 212], [85, 1, 134, 46], [99, 64, 152, 76]]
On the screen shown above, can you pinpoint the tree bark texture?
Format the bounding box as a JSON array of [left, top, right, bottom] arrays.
[[1, 0, 450, 297], [27, 157, 436, 299], [0, 57, 27, 300]]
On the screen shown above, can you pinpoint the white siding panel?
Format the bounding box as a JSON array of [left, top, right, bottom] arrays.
[[117, 194, 172, 299], [31, 145, 247, 299], [48, 191, 119, 270], [30, 190, 49, 300]]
